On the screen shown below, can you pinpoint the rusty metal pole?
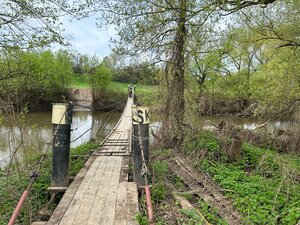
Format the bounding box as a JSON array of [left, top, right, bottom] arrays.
[[51, 103, 73, 187]]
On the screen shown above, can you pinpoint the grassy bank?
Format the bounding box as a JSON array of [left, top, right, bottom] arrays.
[[70, 76, 157, 94], [146, 132, 300, 224], [182, 131, 300, 224], [136, 147, 230, 224], [0, 142, 98, 224], [70, 76, 158, 110]]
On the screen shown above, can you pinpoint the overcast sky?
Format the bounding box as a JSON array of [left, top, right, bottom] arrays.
[[53, 14, 116, 58]]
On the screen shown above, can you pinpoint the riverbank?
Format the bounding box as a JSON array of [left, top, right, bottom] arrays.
[[0, 142, 98, 224], [143, 130, 300, 224]]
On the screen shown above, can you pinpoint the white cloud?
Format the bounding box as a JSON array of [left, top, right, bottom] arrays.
[[53, 14, 117, 58]]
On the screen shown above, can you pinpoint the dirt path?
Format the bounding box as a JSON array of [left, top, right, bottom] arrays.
[[169, 152, 243, 225]]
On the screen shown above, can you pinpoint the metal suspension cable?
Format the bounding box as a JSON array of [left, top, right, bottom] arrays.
[[74, 99, 124, 111], [8, 103, 71, 225], [70, 125, 96, 143], [136, 115, 154, 225], [70, 106, 120, 143], [96, 109, 119, 135], [71, 118, 93, 131], [71, 100, 123, 132]]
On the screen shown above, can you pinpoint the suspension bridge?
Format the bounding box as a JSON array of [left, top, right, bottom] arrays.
[[40, 97, 139, 225]]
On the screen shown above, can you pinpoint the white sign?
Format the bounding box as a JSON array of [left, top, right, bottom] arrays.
[[132, 106, 150, 124], [52, 103, 68, 124]]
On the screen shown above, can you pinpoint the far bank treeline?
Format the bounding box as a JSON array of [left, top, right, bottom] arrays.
[[0, 49, 159, 111], [1, 40, 300, 118]]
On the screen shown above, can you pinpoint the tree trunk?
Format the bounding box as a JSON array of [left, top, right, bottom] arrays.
[[161, 0, 187, 148]]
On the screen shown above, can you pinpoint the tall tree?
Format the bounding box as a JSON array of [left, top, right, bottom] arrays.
[[0, 0, 85, 82], [87, 0, 215, 147], [85, 0, 280, 147]]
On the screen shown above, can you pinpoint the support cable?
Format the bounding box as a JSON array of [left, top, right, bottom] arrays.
[[70, 106, 120, 143], [136, 114, 154, 225], [74, 99, 124, 111]]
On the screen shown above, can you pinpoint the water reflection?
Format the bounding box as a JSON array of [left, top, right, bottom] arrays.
[[0, 110, 121, 167], [149, 116, 298, 142]]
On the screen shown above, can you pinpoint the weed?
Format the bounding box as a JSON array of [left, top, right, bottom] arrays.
[[186, 132, 300, 224], [0, 142, 98, 224]]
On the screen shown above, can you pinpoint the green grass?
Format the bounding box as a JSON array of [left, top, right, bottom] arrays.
[[70, 76, 90, 88], [70, 75, 157, 94], [108, 81, 157, 94]]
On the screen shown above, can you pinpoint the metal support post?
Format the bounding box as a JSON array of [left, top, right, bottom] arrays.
[[51, 103, 73, 187], [132, 106, 150, 186]]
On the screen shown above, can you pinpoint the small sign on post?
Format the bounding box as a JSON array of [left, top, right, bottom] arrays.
[[132, 106, 150, 125], [52, 103, 72, 125], [132, 105, 150, 186]]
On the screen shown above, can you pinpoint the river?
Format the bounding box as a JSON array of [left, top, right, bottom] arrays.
[[1, 111, 297, 168], [0, 110, 121, 168]]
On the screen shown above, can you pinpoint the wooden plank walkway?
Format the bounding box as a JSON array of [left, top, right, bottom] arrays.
[[46, 98, 139, 225]]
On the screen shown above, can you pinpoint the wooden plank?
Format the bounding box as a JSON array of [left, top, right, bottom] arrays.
[[99, 156, 123, 225], [127, 182, 139, 225], [114, 157, 130, 225], [72, 156, 110, 224], [113, 182, 128, 225], [58, 156, 103, 225], [86, 156, 118, 224], [47, 155, 97, 225], [47, 187, 68, 193], [173, 194, 194, 210], [32, 222, 47, 225]]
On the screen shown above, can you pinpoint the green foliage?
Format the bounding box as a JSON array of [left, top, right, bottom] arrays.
[[178, 208, 204, 224], [0, 0, 80, 49], [90, 63, 112, 91], [186, 133, 300, 224], [184, 131, 220, 156], [196, 198, 229, 225], [151, 184, 167, 203], [70, 75, 91, 88], [178, 206, 229, 225], [112, 63, 159, 85], [135, 212, 148, 225], [0, 49, 74, 110], [148, 161, 168, 205], [249, 48, 300, 116], [172, 174, 185, 190], [0, 142, 98, 224]]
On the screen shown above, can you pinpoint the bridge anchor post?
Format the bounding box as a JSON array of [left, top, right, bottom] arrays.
[[132, 106, 150, 187], [51, 103, 73, 187]]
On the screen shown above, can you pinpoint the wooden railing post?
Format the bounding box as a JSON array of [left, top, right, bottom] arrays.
[[132, 105, 150, 186], [51, 103, 73, 187]]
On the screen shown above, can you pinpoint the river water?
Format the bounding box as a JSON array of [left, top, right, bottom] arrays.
[[0, 110, 297, 168], [0, 110, 121, 168]]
